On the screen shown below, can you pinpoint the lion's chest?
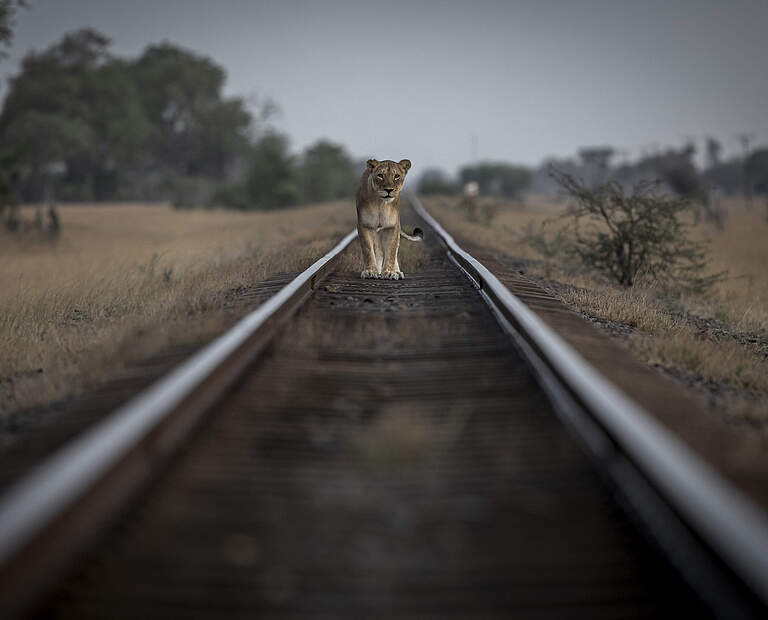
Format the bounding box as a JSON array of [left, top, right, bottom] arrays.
[[360, 202, 398, 230]]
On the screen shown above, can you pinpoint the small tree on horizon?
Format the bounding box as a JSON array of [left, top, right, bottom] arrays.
[[417, 168, 458, 195], [297, 139, 357, 203], [0, 1, 26, 58], [459, 162, 531, 198]]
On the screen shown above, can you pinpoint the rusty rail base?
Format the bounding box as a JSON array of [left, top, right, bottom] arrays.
[[0, 231, 357, 619]]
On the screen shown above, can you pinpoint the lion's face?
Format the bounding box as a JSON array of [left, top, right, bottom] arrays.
[[366, 158, 412, 203]]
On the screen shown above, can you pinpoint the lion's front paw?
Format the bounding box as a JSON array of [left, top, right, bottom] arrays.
[[381, 269, 402, 280], [360, 268, 379, 279]]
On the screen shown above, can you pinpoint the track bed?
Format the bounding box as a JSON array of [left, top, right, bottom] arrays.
[[27, 241, 708, 618]]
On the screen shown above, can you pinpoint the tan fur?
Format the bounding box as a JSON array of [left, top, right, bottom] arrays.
[[356, 158, 414, 279]]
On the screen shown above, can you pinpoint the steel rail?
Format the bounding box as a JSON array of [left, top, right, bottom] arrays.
[[0, 229, 357, 618], [410, 194, 768, 616]]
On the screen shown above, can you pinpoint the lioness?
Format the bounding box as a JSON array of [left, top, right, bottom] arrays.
[[356, 158, 422, 279]]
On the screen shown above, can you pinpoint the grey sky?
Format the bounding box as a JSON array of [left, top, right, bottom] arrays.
[[2, 0, 766, 174]]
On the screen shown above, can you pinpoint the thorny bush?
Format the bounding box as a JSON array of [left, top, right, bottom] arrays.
[[550, 168, 723, 292]]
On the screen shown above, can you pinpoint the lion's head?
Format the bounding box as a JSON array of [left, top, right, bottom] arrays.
[[366, 158, 411, 203]]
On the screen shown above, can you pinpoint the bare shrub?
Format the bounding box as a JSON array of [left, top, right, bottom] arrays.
[[551, 168, 723, 292]]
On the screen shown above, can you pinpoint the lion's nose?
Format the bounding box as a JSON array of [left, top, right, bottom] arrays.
[[385, 188, 394, 193]]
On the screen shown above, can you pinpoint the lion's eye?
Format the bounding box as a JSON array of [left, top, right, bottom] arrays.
[[394, 175, 400, 180], [377, 174, 384, 180]]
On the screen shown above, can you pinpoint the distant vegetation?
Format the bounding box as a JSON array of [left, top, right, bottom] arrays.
[[417, 142, 768, 225], [417, 168, 459, 196], [2, 23, 766, 228], [212, 134, 359, 211], [0, 28, 359, 221], [418, 162, 531, 199], [0, 1, 25, 57]]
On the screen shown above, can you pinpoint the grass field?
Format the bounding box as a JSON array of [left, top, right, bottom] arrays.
[[424, 195, 768, 428], [0, 202, 357, 414]]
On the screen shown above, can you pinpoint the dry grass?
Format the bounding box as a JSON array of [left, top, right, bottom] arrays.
[[0, 201, 357, 414], [690, 208, 768, 335], [633, 328, 768, 392], [560, 286, 677, 333], [424, 195, 768, 425]]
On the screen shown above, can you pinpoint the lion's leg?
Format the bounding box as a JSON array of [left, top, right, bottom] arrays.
[[358, 225, 379, 279], [374, 231, 383, 274], [380, 226, 402, 280], [391, 238, 402, 278]]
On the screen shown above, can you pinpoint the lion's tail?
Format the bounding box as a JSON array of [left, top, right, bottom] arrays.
[[400, 227, 424, 242]]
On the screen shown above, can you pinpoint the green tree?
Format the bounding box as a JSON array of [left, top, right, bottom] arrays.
[[228, 132, 299, 210], [0, 146, 22, 229], [0, 29, 150, 200], [623, 144, 705, 202], [746, 148, 768, 196], [578, 146, 615, 185], [298, 139, 357, 202], [459, 162, 531, 198], [0, 0, 26, 57], [132, 42, 251, 179], [0, 30, 253, 202], [418, 168, 458, 195]]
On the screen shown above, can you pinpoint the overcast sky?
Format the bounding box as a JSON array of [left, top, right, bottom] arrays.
[[1, 0, 766, 174]]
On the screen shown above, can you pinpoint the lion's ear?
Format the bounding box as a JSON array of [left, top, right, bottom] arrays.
[[398, 159, 412, 173], [366, 159, 380, 172]]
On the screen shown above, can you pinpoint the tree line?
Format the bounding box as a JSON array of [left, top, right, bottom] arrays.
[[0, 28, 360, 219], [418, 141, 768, 208], [3, 24, 766, 221]]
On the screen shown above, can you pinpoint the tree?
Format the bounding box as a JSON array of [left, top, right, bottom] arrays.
[[620, 144, 705, 202], [578, 147, 615, 169], [0, 29, 150, 200], [578, 146, 615, 185], [705, 136, 722, 169], [297, 139, 357, 202], [703, 158, 741, 195], [0, 0, 26, 57], [0, 30, 253, 202], [551, 169, 721, 291], [746, 148, 768, 197], [459, 162, 531, 198], [132, 42, 251, 179], [0, 146, 21, 229], [418, 168, 458, 195], [238, 132, 300, 209]]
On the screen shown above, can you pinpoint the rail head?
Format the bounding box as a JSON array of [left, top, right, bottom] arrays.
[[0, 230, 357, 592], [409, 194, 768, 609]]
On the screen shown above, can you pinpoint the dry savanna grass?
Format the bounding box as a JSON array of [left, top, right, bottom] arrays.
[[0, 201, 357, 414], [424, 195, 768, 426]]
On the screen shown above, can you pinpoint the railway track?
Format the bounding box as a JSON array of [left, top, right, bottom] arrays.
[[0, 197, 767, 618]]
